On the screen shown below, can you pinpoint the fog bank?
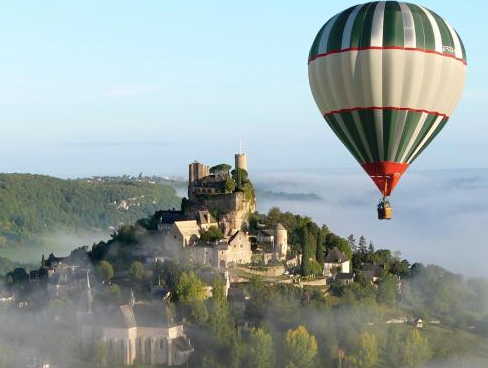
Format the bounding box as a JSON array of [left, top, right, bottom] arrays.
[[253, 168, 488, 278]]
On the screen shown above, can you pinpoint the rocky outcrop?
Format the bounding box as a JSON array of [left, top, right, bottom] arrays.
[[190, 191, 255, 236]]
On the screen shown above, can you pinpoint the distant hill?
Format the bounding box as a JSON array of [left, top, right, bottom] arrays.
[[254, 188, 322, 201], [0, 173, 181, 247]]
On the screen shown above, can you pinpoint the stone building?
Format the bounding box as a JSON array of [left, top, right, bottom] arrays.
[[323, 247, 350, 277], [189, 230, 251, 268], [186, 153, 255, 236], [46, 262, 91, 300], [257, 223, 289, 261], [197, 210, 218, 231], [162, 220, 200, 249], [274, 223, 288, 260], [81, 301, 193, 366]]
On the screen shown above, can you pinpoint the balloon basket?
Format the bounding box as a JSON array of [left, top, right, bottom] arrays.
[[378, 206, 392, 220]]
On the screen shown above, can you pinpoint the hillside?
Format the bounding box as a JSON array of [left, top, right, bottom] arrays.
[[0, 173, 181, 248]]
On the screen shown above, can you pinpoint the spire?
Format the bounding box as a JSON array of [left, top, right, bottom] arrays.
[[85, 271, 93, 314], [130, 289, 135, 307]]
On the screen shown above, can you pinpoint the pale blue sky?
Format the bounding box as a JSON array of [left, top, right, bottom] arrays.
[[0, 0, 485, 177]]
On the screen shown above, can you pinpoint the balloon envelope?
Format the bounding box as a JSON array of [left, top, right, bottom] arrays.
[[308, 1, 467, 195]]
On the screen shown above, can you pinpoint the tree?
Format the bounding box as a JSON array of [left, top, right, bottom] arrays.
[[377, 274, 398, 305], [326, 233, 352, 259], [129, 261, 145, 283], [208, 276, 234, 345], [402, 329, 431, 367], [0, 346, 15, 368], [189, 299, 209, 324], [284, 326, 318, 368], [385, 326, 403, 367], [210, 163, 232, 174], [248, 328, 275, 368], [90, 342, 107, 368], [232, 168, 248, 190], [356, 332, 379, 368], [200, 226, 224, 242], [300, 220, 320, 276], [358, 236, 367, 255], [347, 234, 356, 252], [225, 176, 236, 193], [96, 260, 114, 284], [316, 227, 326, 272], [368, 241, 375, 254], [101, 284, 121, 303], [175, 271, 206, 302]]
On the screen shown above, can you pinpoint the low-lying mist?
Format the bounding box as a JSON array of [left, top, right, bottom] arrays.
[[0, 229, 110, 265], [253, 168, 488, 278]]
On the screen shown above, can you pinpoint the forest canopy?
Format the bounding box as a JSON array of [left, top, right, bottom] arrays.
[[0, 174, 180, 247]]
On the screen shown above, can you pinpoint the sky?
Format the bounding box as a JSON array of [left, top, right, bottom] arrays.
[[0, 0, 486, 177]]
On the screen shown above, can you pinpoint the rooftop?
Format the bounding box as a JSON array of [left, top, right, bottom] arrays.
[[325, 247, 348, 263]]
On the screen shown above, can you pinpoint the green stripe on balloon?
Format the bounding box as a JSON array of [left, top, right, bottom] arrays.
[[408, 4, 425, 49], [327, 6, 355, 51], [339, 111, 370, 162], [408, 117, 448, 163], [403, 113, 439, 161], [326, 115, 364, 163], [350, 3, 373, 49], [359, 2, 378, 48], [383, 1, 404, 47], [393, 111, 422, 162]]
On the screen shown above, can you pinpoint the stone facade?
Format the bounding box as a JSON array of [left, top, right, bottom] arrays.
[[81, 302, 193, 366], [189, 230, 251, 268], [235, 153, 247, 172]]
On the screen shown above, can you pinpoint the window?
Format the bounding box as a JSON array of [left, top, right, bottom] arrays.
[[160, 339, 164, 349]]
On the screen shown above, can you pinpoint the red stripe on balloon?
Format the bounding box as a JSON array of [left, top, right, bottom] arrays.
[[324, 106, 449, 119], [308, 46, 467, 66]]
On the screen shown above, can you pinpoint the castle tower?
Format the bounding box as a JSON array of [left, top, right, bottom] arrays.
[[188, 161, 209, 198], [274, 223, 288, 260], [235, 153, 247, 172], [188, 161, 209, 183]]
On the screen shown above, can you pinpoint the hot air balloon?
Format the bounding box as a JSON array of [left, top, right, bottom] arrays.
[[308, 1, 467, 219]]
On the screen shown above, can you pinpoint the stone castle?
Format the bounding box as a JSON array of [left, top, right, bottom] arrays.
[[159, 152, 288, 267], [187, 152, 255, 236]]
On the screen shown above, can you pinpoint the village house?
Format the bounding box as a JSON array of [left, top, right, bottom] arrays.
[[361, 263, 384, 283], [323, 247, 350, 277], [190, 230, 252, 268], [163, 220, 200, 249], [335, 272, 354, 286]]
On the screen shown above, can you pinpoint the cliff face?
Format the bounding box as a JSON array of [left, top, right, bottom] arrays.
[[190, 191, 255, 235]]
